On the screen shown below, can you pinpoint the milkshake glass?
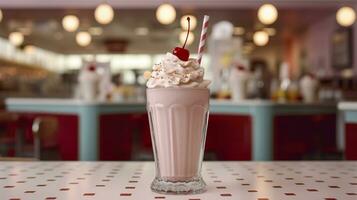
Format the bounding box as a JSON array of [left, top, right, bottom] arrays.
[[300, 74, 318, 103], [78, 65, 99, 101], [146, 53, 211, 194], [147, 88, 209, 194], [229, 66, 249, 101]]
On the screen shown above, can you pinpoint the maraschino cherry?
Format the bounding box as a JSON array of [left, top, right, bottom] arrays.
[[173, 17, 191, 61]]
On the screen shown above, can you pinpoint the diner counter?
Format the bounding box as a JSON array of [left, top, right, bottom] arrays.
[[0, 161, 356, 200], [5, 98, 337, 161], [5, 98, 336, 113]]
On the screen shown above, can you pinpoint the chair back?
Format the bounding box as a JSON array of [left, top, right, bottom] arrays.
[[32, 116, 58, 159]]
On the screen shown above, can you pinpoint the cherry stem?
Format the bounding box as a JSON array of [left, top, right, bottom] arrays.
[[182, 17, 190, 49]]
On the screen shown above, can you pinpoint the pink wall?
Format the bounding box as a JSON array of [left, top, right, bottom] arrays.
[[304, 4, 357, 78], [305, 15, 336, 77]]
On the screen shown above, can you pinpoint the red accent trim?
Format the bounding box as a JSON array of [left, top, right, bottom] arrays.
[[201, 33, 207, 41], [199, 46, 205, 53], [274, 114, 337, 160], [345, 123, 357, 160], [207, 115, 252, 160], [99, 114, 133, 160]]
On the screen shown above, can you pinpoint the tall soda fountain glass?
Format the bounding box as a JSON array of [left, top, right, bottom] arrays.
[[146, 16, 211, 194]]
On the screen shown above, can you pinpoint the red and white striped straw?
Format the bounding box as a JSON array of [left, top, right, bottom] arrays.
[[197, 15, 210, 65]]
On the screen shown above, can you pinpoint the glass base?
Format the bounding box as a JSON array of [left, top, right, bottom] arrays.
[[151, 177, 206, 194]]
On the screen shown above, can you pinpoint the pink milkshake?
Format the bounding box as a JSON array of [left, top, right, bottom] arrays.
[[146, 41, 210, 193], [147, 88, 209, 179]]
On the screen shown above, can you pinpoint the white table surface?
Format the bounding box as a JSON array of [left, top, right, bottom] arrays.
[[0, 161, 356, 200]]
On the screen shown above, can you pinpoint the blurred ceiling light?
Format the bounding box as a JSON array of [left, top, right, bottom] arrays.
[[156, 3, 176, 25], [179, 31, 194, 46], [0, 9, 3, 22], [233, 27, 245, 35], [89, 27, 103, 36], [180, 15, 197, 30], [336, 6, 356, 27], [253, 31, 269, 46], [263, 27, 276, 36], [76, 31, 92, 47], [95, 3, 114, 25], [24, 45, 36, 54], [258, 4, 278, 25], [135, 27, 149, 36], [9, 32, 24, 46], [62, 15, 79, 32]]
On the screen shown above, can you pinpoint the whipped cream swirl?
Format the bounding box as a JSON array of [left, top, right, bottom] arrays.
[[146, 53, 211, 88]]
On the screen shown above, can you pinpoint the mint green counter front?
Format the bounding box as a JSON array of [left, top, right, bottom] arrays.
[[5, 98, 336, 161]]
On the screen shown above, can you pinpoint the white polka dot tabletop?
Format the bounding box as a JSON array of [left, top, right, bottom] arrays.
[[0, 161, 357, 200]]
